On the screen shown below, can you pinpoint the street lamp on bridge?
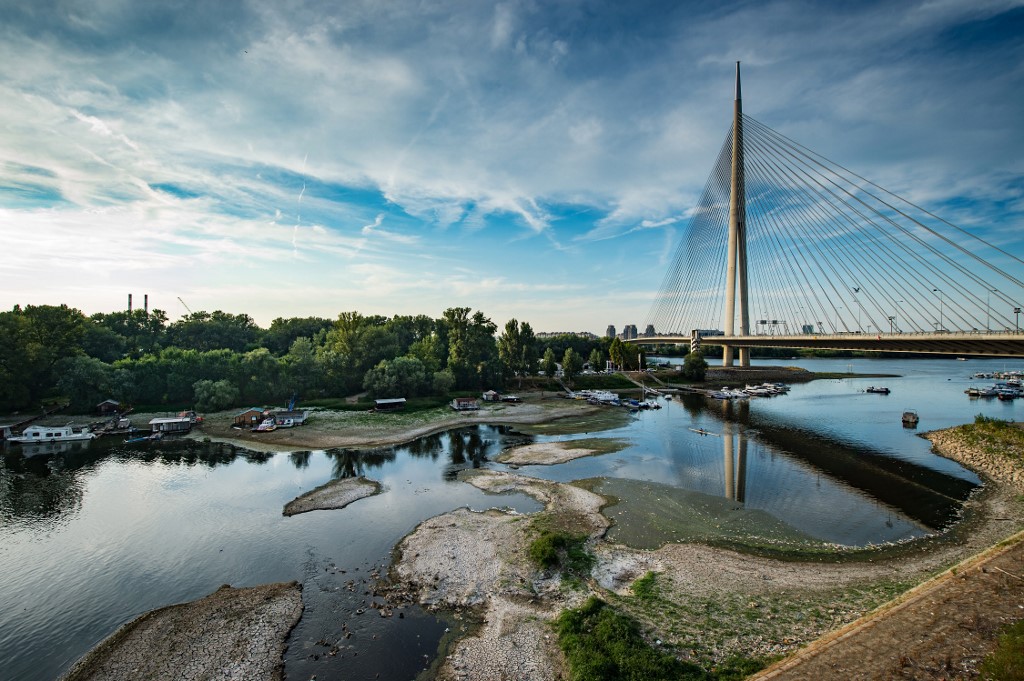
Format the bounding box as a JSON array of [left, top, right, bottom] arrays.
[[888, 315, 896, 333], [933, 288, 944, 332], [1016, 307, 1021, 333]]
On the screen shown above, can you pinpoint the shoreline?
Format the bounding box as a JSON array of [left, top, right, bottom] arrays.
[[59, 582, 303, 681], [380, 425, 1024, 679], [53, 383, 1024, 679]]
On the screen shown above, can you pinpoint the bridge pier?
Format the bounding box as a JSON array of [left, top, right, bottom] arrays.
[[723, 62, 750, 367]]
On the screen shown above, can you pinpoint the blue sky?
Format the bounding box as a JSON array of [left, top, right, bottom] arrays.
[[1, 0, 1022, 334]]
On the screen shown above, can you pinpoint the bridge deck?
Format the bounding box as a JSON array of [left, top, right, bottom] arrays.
[[634, 332, 1024, 357]]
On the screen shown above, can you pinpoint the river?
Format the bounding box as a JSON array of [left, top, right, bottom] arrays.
[[0, 356, 1017, 680]]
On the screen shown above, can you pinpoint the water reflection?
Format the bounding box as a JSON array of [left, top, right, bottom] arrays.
[[694, 393, 976, 530]]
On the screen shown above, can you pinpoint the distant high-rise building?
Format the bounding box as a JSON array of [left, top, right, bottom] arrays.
[[623, 324, 638, 340], [606, 325, 616, 338], [644, 324, 656, 337]]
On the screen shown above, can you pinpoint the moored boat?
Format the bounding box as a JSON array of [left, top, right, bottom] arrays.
[[902, 409, 919, 427], [7, 423, 96, 444], [865, 386, 890, 394]]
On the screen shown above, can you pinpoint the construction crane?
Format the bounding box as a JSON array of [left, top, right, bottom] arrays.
[[177, 297, 193, 314]]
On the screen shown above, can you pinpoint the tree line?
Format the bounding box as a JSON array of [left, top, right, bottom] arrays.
[[0, 304, 645, 413]]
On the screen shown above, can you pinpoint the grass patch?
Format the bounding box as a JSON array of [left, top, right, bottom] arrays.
[[631, 572, 657, 600], [528, 529, 594, 580], [563, 438, 630, 456], [556, 597, 773, 681], [981, 618, 1024, 680], [608, 572, 910, 669], [947, 417, 1024, 464], [556, 596, 708, 681]]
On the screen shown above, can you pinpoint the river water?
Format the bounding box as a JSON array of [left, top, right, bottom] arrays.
[[0, 357, 1017, 680]]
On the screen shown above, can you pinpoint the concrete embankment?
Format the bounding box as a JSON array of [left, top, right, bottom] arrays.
[[60, 582, 303, 681]]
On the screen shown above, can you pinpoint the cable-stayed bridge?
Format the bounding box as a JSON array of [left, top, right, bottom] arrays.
[[640, 64, 1024, 362]]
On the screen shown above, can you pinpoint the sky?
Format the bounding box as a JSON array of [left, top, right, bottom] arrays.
[[1, 0, 1022, 335]]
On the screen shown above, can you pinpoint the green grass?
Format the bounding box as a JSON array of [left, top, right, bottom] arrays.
[[556, 596, 708, 681], [981, 618, 1024, 681], [528, 529, 594, 580], [610, 571, 907, 669], [556, 597, 775, 681]]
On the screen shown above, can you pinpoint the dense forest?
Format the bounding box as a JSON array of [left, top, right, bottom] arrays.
[[0, 304, 648, 413]]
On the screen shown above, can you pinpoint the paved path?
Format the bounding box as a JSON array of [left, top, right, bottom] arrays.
[[751, 533, 1024, 681]]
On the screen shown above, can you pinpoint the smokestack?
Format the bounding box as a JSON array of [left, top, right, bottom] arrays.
[[144, 294, 148, 314], [128, 293, 133, 312]]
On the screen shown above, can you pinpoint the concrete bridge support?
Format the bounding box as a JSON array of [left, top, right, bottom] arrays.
[[723, 62, 751, 367]]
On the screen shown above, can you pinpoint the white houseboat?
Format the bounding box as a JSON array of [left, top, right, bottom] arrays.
[[7, 424, 96, 443]]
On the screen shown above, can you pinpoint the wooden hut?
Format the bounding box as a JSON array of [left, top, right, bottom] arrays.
[[233, 408, 267, 428], [96, 399, 121, 416]]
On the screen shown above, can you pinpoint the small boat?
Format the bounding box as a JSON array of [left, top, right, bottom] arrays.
[[688, 427, 720, 437], [865, 386, 890, 394], [253, 417, 277, 432], [8, 423, 96, 443], [124, 432, 163, 444], [902, 409, 919, 427]]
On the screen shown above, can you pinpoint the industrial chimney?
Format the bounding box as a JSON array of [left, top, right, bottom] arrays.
[[128, 293, 133, 312]]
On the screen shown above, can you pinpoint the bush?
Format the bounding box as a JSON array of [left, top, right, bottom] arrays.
[[980, 618, 1024, 680], [528, 530, 594, 577], [975, 414, 1012, 428], [556, 597, 707, 681]]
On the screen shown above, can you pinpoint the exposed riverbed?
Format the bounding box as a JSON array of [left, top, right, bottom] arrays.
[[1, 357, 1022, 680]]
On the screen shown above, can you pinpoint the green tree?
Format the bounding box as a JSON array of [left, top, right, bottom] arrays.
[[588, 348, 604, 372], [442, 307, 498, 389], [166, 310, 259, 353], [542, 347, 558, 378], [0, 304, 88, 409], [260, 316, 332, 355], [56, 355, 114, 411], [562, 348, 583, 387], [362, 356, 430, 398], [497, 318, 539, 387], [608, 337, 624, 370], [681, 351, 708, 381], [281, 337, 319, 397], [193, 379, 240, 412]]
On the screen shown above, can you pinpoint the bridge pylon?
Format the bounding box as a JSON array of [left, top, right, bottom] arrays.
[[722, 61, 751, 367]]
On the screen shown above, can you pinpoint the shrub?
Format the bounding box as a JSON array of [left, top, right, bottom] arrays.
[[556, 597, 707, 681], [980, 618, 1024, 680], [528, 530, 594, 577]]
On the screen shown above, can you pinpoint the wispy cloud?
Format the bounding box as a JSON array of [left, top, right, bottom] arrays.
[[0, 0, 1021, 332]]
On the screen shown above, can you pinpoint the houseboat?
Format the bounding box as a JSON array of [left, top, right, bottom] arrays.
[[148, 416, 193, 434], [7, 424, 96, 443]]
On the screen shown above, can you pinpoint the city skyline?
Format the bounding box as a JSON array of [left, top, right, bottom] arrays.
[[2, 1, 1022, 334]]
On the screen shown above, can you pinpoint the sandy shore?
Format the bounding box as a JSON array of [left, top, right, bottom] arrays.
[[283, 475, 381, 516], [191, 394, 604, 452], [60, 582, 303, 681], [389, 470, 609, 681], [386, 437, 1024, 680], [495, 440, 620, 466]]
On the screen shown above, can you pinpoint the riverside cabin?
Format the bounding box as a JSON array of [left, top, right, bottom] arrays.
[[451, 397, 480, 411], [233, 408, 268, 428], [482, 390, 500, 402], [96, 399, 121, 416]]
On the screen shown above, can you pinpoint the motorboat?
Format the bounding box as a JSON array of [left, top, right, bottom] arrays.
[[902, 410, 919, 427], [7, 423, 96, 443], [865, 386, 890, 394]]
